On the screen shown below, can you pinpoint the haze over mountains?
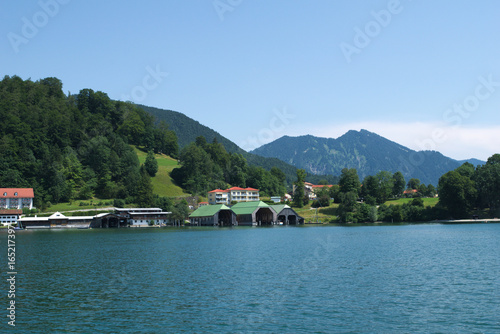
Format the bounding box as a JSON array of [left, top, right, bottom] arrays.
[[251, 130, 484, 186]]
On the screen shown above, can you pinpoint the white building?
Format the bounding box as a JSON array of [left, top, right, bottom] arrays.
[[207, 187, 260, 205], [0, 209, 22, 226], [0, 188, 34, 210], [114, 208, 172, 227]]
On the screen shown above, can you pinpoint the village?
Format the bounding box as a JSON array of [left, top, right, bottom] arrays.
[[0, 184, 333, 229]]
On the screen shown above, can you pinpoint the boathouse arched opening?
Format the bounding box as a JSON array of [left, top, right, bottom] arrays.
[[255, 208, 274, 225], [218, 209, 234, 226]]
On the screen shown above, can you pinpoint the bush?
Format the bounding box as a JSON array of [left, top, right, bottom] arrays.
[[113, 199, 126, 208]]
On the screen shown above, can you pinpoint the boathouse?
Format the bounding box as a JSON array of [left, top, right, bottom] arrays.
[[189, 204, 237, 226], [230, 201, 277, 226], [114, 208, 172, 227], [19, 212, 94, 229], [270, 204, 304, 225], [91, 213, 128, 228]]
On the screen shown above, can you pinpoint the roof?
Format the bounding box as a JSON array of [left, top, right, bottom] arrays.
[[209, 187, 259, 193], [404, 189, 418, 194], [0, 209, 22, 215], [227, 187, 246, 191], [269, 204, 290, 214], [189, 204, 232, 218], [208, 189, 228, 193], [311, 185, 333, 188], [0, 188, 34, 198], [230, 201, 272, 215]]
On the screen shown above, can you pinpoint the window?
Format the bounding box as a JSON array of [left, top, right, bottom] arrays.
[[14, 192, 18, 196], [3, 193, 6, 196]]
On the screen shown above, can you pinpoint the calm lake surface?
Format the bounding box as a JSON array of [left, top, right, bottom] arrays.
[[4, 224, 500, 333]]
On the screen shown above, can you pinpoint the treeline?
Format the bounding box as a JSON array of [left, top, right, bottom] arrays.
[[302, 154, 499, 223], [0, 76, 178, 208], [171, 136, 286, 197]]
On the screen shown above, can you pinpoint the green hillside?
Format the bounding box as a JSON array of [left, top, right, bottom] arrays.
[[139, 104, 336, 187], [133, 147, 186, 197]]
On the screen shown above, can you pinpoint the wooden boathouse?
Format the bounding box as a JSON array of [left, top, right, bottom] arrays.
[[189, 204, 237, 226], [230, 201, 277, 226], [270, 204, 304, 225]]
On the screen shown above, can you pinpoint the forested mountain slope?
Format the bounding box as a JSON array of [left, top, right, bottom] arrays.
[[251, 130, 483, 185], [0, 76, 177, 207]]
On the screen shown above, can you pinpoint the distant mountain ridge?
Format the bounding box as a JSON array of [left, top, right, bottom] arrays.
[[250, 130, 484, 186], [138, 104, 301, 185]]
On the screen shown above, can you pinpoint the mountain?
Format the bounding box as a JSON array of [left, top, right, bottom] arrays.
[[139, 104, 300, 185], [250, 130, 484, 186], [139, 105, 242, 153]]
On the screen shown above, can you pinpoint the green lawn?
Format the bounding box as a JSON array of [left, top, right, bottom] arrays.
[[291, 197, 439, 223], [133, 146, 187, 197], [384, 197, 439, 207]]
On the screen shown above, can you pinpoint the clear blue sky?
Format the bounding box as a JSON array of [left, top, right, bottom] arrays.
[[2, 0, 499, 160]]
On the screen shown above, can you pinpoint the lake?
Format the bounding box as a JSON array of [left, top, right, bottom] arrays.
[[4, 224, 500, 333]]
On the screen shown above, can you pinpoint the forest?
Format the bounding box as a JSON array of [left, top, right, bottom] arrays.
[[293, 156, 500, 223], [171, 136, 287, 198], [0, 75, 177, 209]]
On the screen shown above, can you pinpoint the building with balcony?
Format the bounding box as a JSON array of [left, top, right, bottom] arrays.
[[0, 188, 34, 210], [207, 187, 260, 205]]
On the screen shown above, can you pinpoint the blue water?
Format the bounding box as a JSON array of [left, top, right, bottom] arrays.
[[3, 224, 500, 333]]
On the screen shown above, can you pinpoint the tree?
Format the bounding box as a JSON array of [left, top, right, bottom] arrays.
[[171, 199, 189, 223], [293, 169, 307, 208], [361, 175, 378, 205], [376, 171, 393, 204], [438, 170, 477, 218], [407, 178, 420, 190], [312, 186, 330, 208], [144, 150, 158, 177], [337, 191, 358, 223], [474, 154, 500, 212], [136, 166, 154, 207], [339, 168, 360, 195], [392, 171, 406, 198]]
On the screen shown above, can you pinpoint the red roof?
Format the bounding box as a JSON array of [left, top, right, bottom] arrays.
[[0, 188, 34, 198], [209, 187, 259, 193], [403, 189, 418, 194], [0, 209, 22, 215], [208, 189, 228, 193]]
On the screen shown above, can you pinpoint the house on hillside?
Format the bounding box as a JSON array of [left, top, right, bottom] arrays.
[[231, 201, 277, 226], [207, 187, 259, 205], [0, 188, 34, 209], [403, 189, 418, 197], [293, 183, 333, 200], [189, 204, 237, 226]]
